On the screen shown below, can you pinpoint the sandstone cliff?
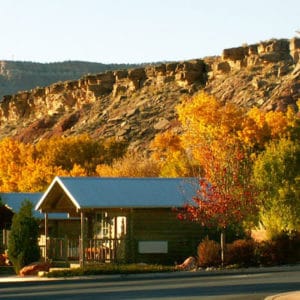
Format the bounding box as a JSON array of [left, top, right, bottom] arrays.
[[205, 38, 300, 112], [0, 60, 139, 99], [0, 38, 299, 150]]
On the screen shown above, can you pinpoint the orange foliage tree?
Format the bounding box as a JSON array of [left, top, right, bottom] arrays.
[[34, 135, 108, 174], [0, 135, 127, 192], [175, 92, 257, 261], [0, 138, 30, 192], [96, 151, 160, 177], [238, 106, 298, 149], [175, 91, 299, 259], [150, 130, 199, 177], [177, 92, 246, 167]]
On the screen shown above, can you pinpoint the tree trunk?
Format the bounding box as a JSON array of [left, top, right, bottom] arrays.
[[220, 230, 225, 266]]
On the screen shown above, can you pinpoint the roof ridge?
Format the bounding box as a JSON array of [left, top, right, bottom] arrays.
[[58, 176, 196, 180]]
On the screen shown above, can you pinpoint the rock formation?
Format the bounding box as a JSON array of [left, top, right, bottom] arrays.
[[0, 59, 207, 146], [0, 60, 140, 99], [0, 38, 299, 149], [205, 38, 300, 112]]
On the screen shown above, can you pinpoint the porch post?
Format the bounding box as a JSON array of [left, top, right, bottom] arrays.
[[44, 213, 48, 262], [80, 211, 85, 267]]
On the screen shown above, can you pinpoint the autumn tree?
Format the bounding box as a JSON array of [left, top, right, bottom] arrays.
[[0, 135, 127, 192], [18, 160, 65, 192], [176, 92, 259, 263], [253, 138, 300, 238], [177, 92, 299, 157], [96, 151, 160, 177], [150, 129, 199, 177], [177, 92, 247, 163], [176, 91, 299, 263], [33, 135, 123, 175], [178, 140, 257, 264], [238, 106, 299, 149], [0, 138, 28, 192]]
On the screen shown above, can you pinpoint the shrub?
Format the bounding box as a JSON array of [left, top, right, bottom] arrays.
[[226, 239, 258, 267], [197, 237, 221, 267], [257, 233, 300, 266], [256, 240, 277, 266], [0, 254, 6, 266]]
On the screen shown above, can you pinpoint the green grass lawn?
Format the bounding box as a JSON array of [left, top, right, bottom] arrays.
[[46, 263, 175, 277]]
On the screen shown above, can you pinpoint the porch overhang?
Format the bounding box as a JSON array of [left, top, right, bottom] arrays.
[[35, 177, 81, 217]]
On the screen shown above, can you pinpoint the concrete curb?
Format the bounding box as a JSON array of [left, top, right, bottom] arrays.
[[265, 291, 300, 300]]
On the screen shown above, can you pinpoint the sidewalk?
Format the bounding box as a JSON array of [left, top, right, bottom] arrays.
[[0, 274, 58, 283], [265, 291, 300, 300]]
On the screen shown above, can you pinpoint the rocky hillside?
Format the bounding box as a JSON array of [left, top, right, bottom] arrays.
[[0, 60, 139, 98], [0, 38, 299, 150]]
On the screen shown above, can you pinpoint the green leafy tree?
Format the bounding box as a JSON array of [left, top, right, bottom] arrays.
[[253, 138, 300, 238], [8, 200, 40, 274]]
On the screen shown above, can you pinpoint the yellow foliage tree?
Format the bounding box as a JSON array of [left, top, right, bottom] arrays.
[[177, 92, 247, 169], [238, 106, 299, 149], [34, 135, 106, 174], [69, 164, 89, 177], [96, 151, 160, 177], [0, 138, 28, 192], [178, 92, 299, 155], [18, 159, 66, 192], [176, 91, 299, 242], [0, 135, 127, 192], [150, 130, 198, 177]]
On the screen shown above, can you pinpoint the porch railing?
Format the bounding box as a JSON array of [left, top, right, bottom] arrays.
[[46, 238, 126, 263]]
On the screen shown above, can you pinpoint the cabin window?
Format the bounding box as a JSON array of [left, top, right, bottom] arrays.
[[94, 212, 126, 239]]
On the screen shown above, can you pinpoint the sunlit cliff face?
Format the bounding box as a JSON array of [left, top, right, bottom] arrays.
[[0, 38, 299, 151]]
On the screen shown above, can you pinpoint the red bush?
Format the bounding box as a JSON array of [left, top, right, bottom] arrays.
[[197, 237, 221, 267], [226, 239, 258, 267], [0, 254, 5, 266], [257, 233, 300, 266]]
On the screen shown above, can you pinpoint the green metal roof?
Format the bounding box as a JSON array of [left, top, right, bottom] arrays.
[[1, 192, 70, 219], [36, 176, 198, 212]]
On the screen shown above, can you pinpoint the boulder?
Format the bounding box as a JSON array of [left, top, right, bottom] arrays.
[[290, 38, 300, 63], [175, 256, 198, 271], [216, 61, 231, 73], [154, 118, 170, 130], [19, 262, 51, 276], [222, 47, 246, 61]]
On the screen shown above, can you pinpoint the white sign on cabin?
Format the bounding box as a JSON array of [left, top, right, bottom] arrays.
[[138, 241, 168, 254]]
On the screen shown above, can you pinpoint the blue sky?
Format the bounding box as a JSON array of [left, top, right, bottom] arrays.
[[0, 0, 299, 63]]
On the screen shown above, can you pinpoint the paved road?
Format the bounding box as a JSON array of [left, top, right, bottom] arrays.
[[0, 269, 300, 299]]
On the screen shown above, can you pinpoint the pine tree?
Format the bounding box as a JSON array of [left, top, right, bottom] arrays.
[[8, 200, 40, 274]]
